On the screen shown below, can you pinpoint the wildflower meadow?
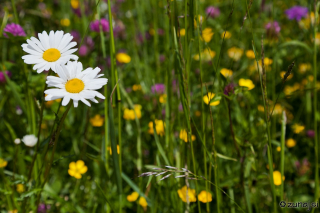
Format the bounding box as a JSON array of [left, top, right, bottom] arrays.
[[1, 0, 320, 212]]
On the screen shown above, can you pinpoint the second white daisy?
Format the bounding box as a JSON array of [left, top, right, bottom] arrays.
[[45, 61, 108, 107], [21, 30, 78, 73]]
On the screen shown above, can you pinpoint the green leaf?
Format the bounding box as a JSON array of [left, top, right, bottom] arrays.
[[279, 40, 312, 53], [216, 153, 237, 162], [108, 101, 122, 194]]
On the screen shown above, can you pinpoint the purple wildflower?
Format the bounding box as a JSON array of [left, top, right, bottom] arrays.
[[151, 84, 165, 94], [79, 36, 94, 56], [0, 71, 11, 83], [265, 21, 281, 38], [90, 19, 109, 32], [224, 83, 236, 95], [37, 203, 50, 213], [306, 130, 315, 138], [206, 6, 220, 18], [285, 6, 308, 21], [3, 23, 26, 37], [70, 30, 81, 42]]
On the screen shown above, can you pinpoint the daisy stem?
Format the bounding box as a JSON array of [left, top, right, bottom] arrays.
[[27, 70, 53, 182], [107, 0, 122, 211], [313, 0, 319, 207], [35, 103, 72, 208]]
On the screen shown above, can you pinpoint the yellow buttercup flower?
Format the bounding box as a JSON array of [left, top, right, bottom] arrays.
[[71, 0, 79, 9], [195, 111, 201, 117], [280, 71, 293, 80], [228, 47, 243, 61], [60, 18, 70, 27], [16, 184, 25, 193], [68, 160, 88, 179], [246, 50, 255, 59], [194, 15, 203, 27], [273, 104, 283, 115], [292, 124, 305, 134], [148, 119, 165, 136], [276, 146, 281, 152], [273, 171, 283, 186], [0, 158, 8, 168], [298, 63, 311, 73], [286, 138, 296, 148], [221, 31, 231, 39], [127, 192, 139, 202], [198, 191, 212, 203], [116, 53, 131, 63], [179, 129, 196, 142], [179, 28, 186, 37], [132, 84, 142, 91], [139, 197, 148, 207], [90, 115, 104, 127], [203, 92, 220, 106], [159, 94, 167, 104], [177, 186, 197, 203], [239, 78, 255, 90], [123, 105, 142, 120], [193, 48, 216, 61], [284, 83, 300, 95], [257, 105, 265, 112], [202, 28, 214, 42], [107, 145, 120, 155], [220, 68, 233, 78]]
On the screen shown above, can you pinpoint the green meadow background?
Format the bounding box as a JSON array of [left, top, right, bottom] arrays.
[[0, 0, 319, 212]]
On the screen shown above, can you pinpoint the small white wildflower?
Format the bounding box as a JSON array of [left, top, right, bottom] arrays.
[[14, 138, 21, 144], [22, 134, 38, 147]]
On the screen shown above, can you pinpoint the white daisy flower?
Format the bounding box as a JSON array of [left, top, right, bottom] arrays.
[[22, 135, 38, 147], [45, 61, 108, 107], [21, 30, 78, 73]]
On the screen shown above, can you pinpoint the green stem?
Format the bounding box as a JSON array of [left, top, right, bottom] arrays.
[[11, 0, 19, 24], [35, 103, 72, 207], [313, 0, 319, 208], [106, 1, 122, 212], [280, 112, 286, 204]]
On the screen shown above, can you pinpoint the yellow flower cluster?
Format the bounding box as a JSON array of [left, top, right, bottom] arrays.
[[177, 186, 212, 203], [71, 0, 79, 9], [123, 105, 142, 120], [16, 184, 25, 193], [280, 71, 293, 80], [148, 119, 165, 136], [299, 63, 311, 73], [203, 92, 220, 106], [178, 28, 186, 37], [159, 94, 167, 104], [60, 18, 70, 27]]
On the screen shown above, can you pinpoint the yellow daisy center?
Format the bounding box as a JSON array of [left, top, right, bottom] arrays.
[[65, 78, 85, 93], [42, 48, 61, 62]]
